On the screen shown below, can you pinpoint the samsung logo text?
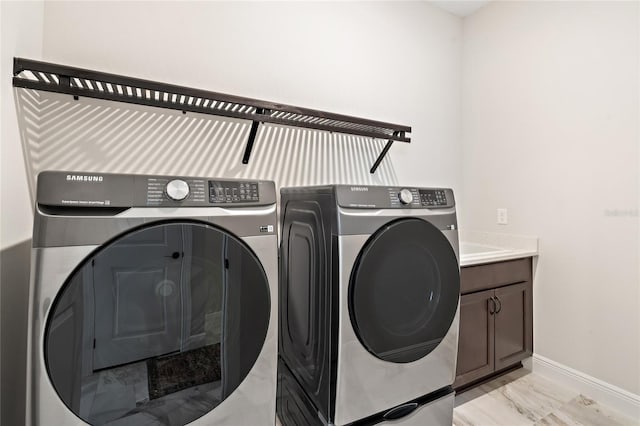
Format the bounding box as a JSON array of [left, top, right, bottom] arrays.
[[66, 175, 104, 182]]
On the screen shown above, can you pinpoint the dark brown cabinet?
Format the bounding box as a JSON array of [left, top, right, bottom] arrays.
[[454, 257, 533, 390]]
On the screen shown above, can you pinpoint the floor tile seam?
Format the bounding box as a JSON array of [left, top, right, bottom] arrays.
[[570, 394, 639, 425], [453, 406, 537, 426], [533, 394, 635, 426], [551, 397, 611, 426], [531, 411, 569, 426], [482, 381, 578, 424], [466, 390, 541, 425], [505, 375, 582, 406]]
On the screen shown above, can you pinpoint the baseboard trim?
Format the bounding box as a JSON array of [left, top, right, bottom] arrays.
[[524, 354, 640, 420]]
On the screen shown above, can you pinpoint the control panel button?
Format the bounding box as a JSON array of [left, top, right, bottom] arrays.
[[419, 189, 448, 207], [398, 188, 413, 205], [165, 179, 190, 201], [209, 180, 259, 203]]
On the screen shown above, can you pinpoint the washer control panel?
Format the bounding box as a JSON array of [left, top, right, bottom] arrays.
[[34, 171, 276, 208], [148, 177, 260, 205]]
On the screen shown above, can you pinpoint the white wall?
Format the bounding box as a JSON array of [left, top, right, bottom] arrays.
[[461, 1, 639, 395], [39, 0, 462, 191], [1, 1, 42, 249], [0, 3, 44, 425]]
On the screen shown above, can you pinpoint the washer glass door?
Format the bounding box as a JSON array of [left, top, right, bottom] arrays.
[[349, 218, 460, 363], [44, 221, 271, 425]]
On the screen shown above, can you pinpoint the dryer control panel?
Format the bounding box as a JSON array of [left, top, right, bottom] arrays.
[[36, 171, 276, 208], [335, 185, 455, 209]]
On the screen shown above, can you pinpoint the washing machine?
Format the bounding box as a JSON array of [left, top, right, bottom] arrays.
[[278, 185, 460, 425], [26, 171, 278, 426]]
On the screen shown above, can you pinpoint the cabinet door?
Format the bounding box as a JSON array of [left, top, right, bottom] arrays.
[[494, 282, 532, 370], [454, 289, 495, 388]]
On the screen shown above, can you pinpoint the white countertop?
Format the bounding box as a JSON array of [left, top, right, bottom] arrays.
[[459, 231, 539, 267]]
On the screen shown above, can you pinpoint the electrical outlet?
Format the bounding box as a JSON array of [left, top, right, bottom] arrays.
[[497, 208, 508, 225]]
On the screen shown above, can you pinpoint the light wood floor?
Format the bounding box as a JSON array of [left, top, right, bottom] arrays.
[[276, 368, 638, 425], [454, 368, 638, 426]]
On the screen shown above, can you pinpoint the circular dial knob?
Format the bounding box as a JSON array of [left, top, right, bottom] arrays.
[[165, 179, 190, 201], [398, 188, 413, 205]]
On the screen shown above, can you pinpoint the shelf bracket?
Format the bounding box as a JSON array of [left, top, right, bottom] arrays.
[[241, 108, 268, 164], [370, 131, 401, 174]]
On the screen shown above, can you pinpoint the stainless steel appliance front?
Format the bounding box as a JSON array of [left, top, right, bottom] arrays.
[[278, 185, 460, 426], [26, 172, 278, 426]]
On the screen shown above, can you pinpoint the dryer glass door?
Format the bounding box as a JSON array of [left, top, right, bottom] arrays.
[[349, 218, 460, 363], [44, 221, 270, 425]]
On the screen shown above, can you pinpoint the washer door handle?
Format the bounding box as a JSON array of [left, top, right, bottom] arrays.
[[383, 402, 419, 421]]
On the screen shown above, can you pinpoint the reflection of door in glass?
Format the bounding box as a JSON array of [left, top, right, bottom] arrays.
[[180, 227, 225, 352], [92, 225, 184, 370], [46, 221, 271, 425]]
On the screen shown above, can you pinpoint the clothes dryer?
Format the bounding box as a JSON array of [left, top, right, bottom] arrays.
[[278, 185, 460, 425], [26, 171, 278, 426]]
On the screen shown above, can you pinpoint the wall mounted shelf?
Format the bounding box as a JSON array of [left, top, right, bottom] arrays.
[[13, 58, 411, 174]]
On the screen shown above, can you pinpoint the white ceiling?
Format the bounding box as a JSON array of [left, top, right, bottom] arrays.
[[429, 1, 491, 18]]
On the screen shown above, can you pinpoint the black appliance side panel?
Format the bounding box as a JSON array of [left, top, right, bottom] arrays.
[[279, 188, 337, 422], [277, 358, 324, 426]]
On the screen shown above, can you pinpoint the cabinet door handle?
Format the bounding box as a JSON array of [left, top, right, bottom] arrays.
[[494, 296, 502, 314], [488, 297, 496, 315]]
